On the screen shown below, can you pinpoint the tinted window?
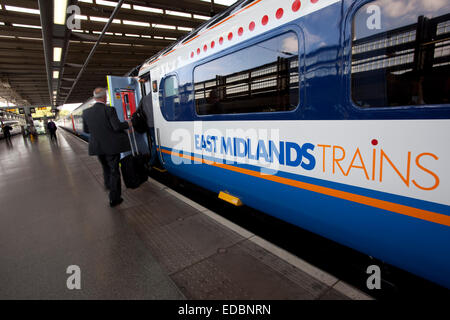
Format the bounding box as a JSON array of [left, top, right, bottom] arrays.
[[144, 81, 151, 95], [161, 75, 180, 120], [194, 32, 299, 115], [352, 0, 450, 108], [164, 76, 178, 97]]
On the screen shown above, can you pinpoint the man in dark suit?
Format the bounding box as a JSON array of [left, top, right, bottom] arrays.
[[1, 122, 13, 144], [82, 87, 131, 207], [137, 94, 156, 165]]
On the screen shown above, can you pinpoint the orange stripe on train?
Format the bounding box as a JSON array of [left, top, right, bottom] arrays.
[[159, 148, 450, 228]]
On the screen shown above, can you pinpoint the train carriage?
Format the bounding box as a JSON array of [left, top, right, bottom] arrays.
[[65, 0, 450, 289]]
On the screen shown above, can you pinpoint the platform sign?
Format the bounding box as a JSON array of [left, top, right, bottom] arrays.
[[32, 107, 53, 118]]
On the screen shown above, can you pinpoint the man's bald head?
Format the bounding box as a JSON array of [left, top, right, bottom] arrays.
[[93, 87, 107, 103]]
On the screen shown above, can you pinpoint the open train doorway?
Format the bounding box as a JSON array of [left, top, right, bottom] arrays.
[[106, 75, 150, 159]]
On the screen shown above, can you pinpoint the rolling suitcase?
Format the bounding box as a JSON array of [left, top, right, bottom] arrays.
[[120, 129, 148, 189]]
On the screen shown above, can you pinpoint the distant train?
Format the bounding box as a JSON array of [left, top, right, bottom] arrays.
[[0, 120, 22, 139], [60, 0, 450, 288], [59, 97, 96, 140]]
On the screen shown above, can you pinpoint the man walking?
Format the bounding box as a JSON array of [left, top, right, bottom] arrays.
[[1, 122, 13, 145], [47, 120, 57, 141], [82, 87, 131, 207]]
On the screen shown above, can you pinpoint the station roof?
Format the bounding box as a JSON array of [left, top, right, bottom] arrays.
[[0, 0, 233, 107]]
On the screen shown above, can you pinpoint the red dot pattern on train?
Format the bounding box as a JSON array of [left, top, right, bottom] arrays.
[[189, 0, 320, 59], [276, 8, 284, 19]]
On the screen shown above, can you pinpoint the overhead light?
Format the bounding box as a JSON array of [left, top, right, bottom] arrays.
[[4, 5, 40, 15], [133, 5, 162, 14], [123, 20, 150, 27], [152, 24, 176, 30], [193, 14, 210, 20], [200, 0, 237, 5], [53, 71, 59, 78], [54, 0, 68, 25], [12, 23, 41, 29], [53, 47, 62, 62], [166, 10, 191, 18]]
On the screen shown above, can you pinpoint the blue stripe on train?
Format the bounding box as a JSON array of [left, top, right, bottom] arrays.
[[160, 146, 450, 289]]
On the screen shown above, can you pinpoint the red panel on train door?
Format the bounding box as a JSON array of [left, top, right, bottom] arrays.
[[120, 90, 136, 120]]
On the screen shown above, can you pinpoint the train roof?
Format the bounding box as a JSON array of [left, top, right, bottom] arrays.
[[137, 0, 254, 76], [137, 0, 342, 77]]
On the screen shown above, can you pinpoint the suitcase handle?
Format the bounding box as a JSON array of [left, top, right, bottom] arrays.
[[127, 128, 139, 156]]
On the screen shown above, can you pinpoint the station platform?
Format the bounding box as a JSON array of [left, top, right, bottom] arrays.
[[0, 132, 372, 300]]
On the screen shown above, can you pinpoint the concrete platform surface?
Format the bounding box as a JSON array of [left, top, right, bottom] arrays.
[[0, 132, 372, 300]]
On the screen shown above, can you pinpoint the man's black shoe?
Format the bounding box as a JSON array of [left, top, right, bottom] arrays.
[[109, 198, 123, 207]]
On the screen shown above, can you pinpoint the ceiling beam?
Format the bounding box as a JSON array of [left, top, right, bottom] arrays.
[[64, 0, 126, 104], [38, 0, 53, 107], [1, 0, 227, 16]]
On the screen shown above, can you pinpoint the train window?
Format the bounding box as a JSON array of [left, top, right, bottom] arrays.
[[161, 75, 180, 120], [139, 73, 150, 96], [140, 81, 146, 96], [144, 81, 151, 95], [351, 0, 450, 108], [164, 76, 178, 97], [140, 80, 151, 97], [194, 32, 299, 115]]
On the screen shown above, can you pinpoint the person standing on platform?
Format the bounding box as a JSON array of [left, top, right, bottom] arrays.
[[1, 122, 13, 144], [137, 93, 156, 165], [47, 120, 58, 141], [29, 124, 37, 140], [82, 87, 132, 207]]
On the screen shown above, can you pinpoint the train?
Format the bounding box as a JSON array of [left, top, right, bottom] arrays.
[[60, 97, 96, 140], [58, 0, 450, 289], [0, 120, 23, 139]]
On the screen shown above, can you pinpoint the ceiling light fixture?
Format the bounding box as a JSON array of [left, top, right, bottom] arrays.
[[53, 47, 62, 62], [54, 0, 68, 25]]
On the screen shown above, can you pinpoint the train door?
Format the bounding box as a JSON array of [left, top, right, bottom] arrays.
[[139, 74, 163, 169], [106, 75, 141, 121], [106, 75, 151, 158]]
